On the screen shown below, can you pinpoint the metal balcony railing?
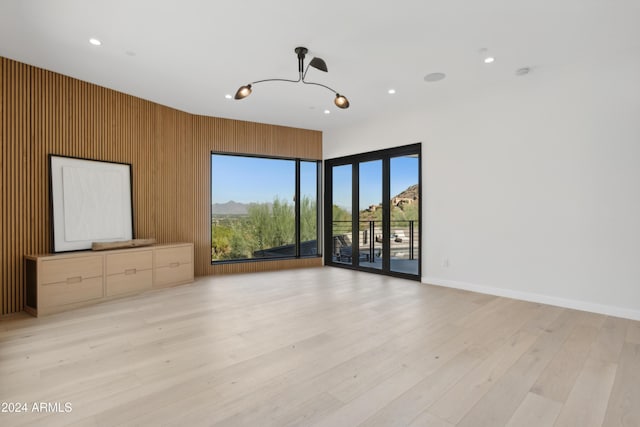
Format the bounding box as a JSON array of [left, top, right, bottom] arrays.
[[332, 220, 419, 261]]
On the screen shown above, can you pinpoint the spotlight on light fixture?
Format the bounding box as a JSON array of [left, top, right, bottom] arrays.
[[334, 94, 349, 109], [234, 84, 252, 100], [234, 46, 350, 109]]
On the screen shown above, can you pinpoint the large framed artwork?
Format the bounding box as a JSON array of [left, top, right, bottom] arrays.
[[49, 155, 134, 252]]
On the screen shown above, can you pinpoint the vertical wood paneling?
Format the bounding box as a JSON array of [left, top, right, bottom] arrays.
[[1, 59, 33, 315], [0, 56, 322, 315]]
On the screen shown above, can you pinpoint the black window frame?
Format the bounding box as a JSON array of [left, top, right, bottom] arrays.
[[210, 151, 322, 264]]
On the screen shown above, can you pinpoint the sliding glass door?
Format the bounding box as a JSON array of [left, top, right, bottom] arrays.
[[389, 154, 420, 275], [325, 144, 421, 280], [331, 164, 352, 265], [358, 160, 383, 270]]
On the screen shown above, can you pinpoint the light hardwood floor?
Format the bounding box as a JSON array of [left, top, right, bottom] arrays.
[[1, 267, 638, 426]]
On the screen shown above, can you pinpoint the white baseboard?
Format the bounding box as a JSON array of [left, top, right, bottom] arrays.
[[422, 276, 640, 321]]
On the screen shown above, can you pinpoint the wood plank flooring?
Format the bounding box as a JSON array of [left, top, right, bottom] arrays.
[[0, 267, 638, 426]]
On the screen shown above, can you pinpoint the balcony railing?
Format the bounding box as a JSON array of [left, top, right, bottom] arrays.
[[332, 220, 419, 261]]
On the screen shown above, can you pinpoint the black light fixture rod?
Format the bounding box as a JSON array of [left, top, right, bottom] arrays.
[[301, 80, 338, 94], [251, 77, 301, 85], [295, 46, 308, 78]]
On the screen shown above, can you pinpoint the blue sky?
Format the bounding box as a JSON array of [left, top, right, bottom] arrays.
[[211, 155, 316, 204], [211, 154, 418, 208]]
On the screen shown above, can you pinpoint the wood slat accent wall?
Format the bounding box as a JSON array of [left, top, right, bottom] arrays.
[[0, 56, 322, 316]]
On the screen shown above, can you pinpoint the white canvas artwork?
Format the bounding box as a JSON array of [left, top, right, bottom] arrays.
[[50, 156, 133, 252], [62, 166, 126, 241]]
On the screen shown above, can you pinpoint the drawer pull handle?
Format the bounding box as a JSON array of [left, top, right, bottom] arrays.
[[169, 262, 180, 268], [66, 276, 82, 284], [125, 268, 137, 275]]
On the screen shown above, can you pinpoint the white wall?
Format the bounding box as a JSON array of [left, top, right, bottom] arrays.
[[324, 51, 640, 320]]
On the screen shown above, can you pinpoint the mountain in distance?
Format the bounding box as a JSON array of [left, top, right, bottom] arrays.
[[213, 184, 419, 216], [394, 184, 419, 201], [212, 200, 249, 215], [212, 200, 276, 215], [362, 184, 420, 212]]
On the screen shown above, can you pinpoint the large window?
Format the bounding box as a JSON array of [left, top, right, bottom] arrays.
[[211, 153, 320, 263]]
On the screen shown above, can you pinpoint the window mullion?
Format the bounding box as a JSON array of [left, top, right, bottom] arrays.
[[295, 160, 301, 258]]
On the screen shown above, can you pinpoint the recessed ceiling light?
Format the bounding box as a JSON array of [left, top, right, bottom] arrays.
[[89, 38, 102, 46], [324, 109, 331, 114], [225, 94, 232, 99], [388, 89, 396, 94], [424, 72, 446, 82], [484, 57, 495, 64]]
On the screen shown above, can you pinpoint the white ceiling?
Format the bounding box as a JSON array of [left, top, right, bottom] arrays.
[[1, 0, 639, 132]]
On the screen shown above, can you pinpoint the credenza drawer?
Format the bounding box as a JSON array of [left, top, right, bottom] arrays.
[[154, 263, 193, 288], [39, 276, 103, 308], [106, 269, 153, 296], [40, 256, 103, 285], [106, 250, 152, 275], [154, 246, 192, 267]]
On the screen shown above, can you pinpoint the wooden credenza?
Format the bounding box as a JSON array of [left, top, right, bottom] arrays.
[[25, 243, 194, 316]]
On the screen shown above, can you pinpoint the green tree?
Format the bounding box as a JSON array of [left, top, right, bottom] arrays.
[[229, 225, 251, 259], [247, 203, 271, 251], [300, 196, 317, 242], [332, 204, 351, 221], [332, 204, 352, 236], [269, 197, 295, 247], [401, 203, 419, 221], [211, 224, 233, 260]]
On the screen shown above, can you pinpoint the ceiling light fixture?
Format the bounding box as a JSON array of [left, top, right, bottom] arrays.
[[234, 46, 350, 109], [484, 57, 495, 64], [89, 38, 102, 46], [388, 89, 396, 94], [225, 94, 232, 99]]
